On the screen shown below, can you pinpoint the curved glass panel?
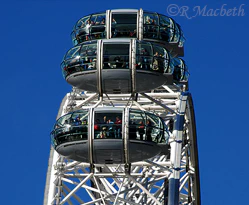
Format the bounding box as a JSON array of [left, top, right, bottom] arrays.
[[51, 110, 89, 147], [129, 110, 146, 140], [71, 13, 106, 45], [153, 45, 169, 73], [136, 41, 173, 74], [76, 16, 91, 28], [61, 42, 97, 78], [172, 58, 189, 81], [159, 15, 174, 42], [129, 109, 169, 143], [103, 43, 129, 69], [111, 13, 137, 38], [143, 12, 159, 39], [61, 46, 81, 77], [167, 56, 175, 74], [51, 109, 169, 149], [179, 59, 189, 81], [64, 46, 81, 60], [179, 29, 185, 47], [173, 23, 180, 43], [61, 40, 188, 83], [143, 12, 183, 45], [71, 10, 185, 47], [136, 42, 153, 70], [80, 43, 97, 70]]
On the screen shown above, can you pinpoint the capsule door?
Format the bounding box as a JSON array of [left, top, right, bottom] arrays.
[[101, 41, 131, 93], [110, 10, 138, 39], [92, 109, 124, 163]]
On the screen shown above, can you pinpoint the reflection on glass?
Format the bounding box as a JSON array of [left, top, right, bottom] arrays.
[[61, 41, 188, 82], [136, 42, 152, 70], [173, 23, 180, 43], [159, 15, 175, 41], [71, 13, 106, 45], [159, 15, 170, 27], [129, 109, 169, 143], [80, 44, 97, 70], [51, 111, 89, 147], [111, 13, 137, 38], [142, 12, 183, 45], [103, 44, 129, 69], [136, 42, 172, 73], [94, 112, 122, 139], [142, 12, 185, 45], [159, 27, 170, 41], [179, 30, 185, 47], [172, 58, 189, 81], [51, 109, 170, 147], [61, 43, 97, 78], [143, 12, 159, 39], [129, 110, 146, 140], [71, 11, 185, 47]]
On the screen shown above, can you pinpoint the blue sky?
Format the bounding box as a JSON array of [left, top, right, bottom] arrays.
[[0, 0, 248, 204]]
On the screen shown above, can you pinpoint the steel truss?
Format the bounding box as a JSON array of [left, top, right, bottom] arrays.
[[44, 85, 200, 205]]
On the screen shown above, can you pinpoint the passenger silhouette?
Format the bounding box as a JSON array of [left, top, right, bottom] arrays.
[[114, 56, 123, 68], [74, 117, 82, 126], [138, 120, 145, 140], [85, 19, 92, 40], [107, 119, 115, 138], [129, 120, 137, 140], [115, 116, 122, 138], [146, 120, 153, 141]]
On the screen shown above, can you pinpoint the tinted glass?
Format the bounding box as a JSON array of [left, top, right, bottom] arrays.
[[76, 16, 90, 28], [65, 46, 80, 60], [129, 110, 146, 140], [144, 12, 159, 25], [61, 43, 97, 78], [72, 14, 106, 44], [143, 12, 159, 39], [103, 44, 129, 69], [159, 15, 170, 27], [136, 42, 172, 73], [94, 112, 122, 139], [111, 13, 137, 38], [51, 110, 89, 147]]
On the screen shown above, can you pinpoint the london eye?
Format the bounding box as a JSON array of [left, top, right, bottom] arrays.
[[44, 9, 201, 205]]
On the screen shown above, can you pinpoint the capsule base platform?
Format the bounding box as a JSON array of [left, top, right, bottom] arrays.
[[56, 139, 168, 163], [66, 69, 173, 93]]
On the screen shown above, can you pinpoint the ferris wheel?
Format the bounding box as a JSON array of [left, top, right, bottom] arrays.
[[44, 9, 201, 205]]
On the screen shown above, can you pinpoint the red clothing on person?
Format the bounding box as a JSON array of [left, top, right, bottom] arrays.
[[94, 124, 100, 130], [115, 119, 122, 124]]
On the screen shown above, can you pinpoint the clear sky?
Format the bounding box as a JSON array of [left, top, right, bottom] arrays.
[[0, 0, 248, 204]]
